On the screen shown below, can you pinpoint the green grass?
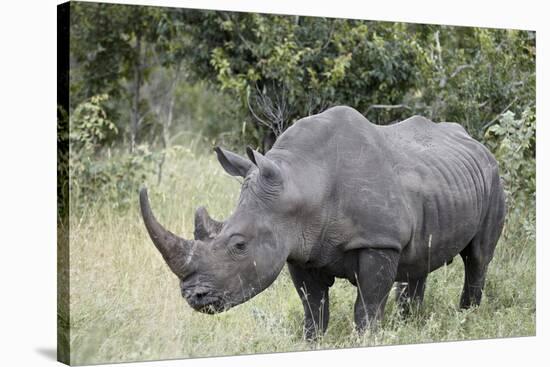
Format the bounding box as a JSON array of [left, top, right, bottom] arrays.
[[65, 142, 535, 365]]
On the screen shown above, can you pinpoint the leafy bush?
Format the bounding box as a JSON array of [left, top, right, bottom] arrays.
[[485, 108, 535, 223], [181, 14, 535, 151], [69, 95, 158, 211], [70, 146, 157, 211], [69, 94, 119, 151], [411, 28, 535, 141], [185, 14, 422, 149]]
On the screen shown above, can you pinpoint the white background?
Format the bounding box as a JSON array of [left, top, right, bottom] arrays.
[[0, 0, 546, 365]]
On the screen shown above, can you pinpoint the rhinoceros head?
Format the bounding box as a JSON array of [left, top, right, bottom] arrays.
[[140, 146, 297, 314]]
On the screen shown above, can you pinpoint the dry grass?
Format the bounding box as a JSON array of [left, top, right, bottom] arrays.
[[65, 143, 535, 365]]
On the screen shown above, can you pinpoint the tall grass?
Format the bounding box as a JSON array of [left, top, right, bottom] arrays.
[[66, 138, 535, 365]]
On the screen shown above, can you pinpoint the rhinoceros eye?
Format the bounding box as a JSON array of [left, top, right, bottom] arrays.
[[234, 241, 246, 252], [228, 235, 247, 255]]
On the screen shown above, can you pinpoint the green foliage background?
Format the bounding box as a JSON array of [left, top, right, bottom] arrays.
[[59, 2, 536, 365], [65, 3, 535, 209]]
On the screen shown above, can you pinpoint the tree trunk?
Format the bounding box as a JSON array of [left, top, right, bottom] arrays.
[[157, 62, 182, 184], [130, 34, 143, 153]]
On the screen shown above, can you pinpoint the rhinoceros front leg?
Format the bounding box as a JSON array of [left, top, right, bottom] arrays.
[[288, 263, 334, 341], [354, 248, 400, 332]]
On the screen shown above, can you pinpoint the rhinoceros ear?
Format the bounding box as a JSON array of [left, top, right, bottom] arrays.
[[194, 207, 224, 240], [214, 146, 253, 178], [246, 146, 282, 186], [245, 145, 257, 164]]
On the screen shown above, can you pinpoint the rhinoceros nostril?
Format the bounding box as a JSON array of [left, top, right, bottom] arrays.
[[194, 290, 209, 299]]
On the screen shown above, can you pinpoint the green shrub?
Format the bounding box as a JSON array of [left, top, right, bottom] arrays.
[[69, 95, 158, 211], [484, 108, 535, 242], [69, 94, 119, 151]]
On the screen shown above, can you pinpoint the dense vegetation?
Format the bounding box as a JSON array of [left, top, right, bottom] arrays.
[[59, 2, 536, 365]]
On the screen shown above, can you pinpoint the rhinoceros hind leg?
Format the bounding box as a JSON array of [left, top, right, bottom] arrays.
[[459, 240, 488, 309], [460, 182, 506, 309], [395, 275, 427, 316]]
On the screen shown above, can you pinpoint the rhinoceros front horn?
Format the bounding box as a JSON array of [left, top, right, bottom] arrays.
[[139, 188, 195, 278]]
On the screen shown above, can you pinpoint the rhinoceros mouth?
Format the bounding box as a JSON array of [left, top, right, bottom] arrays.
[[182, 286, 228, 314], [187, 296, 229, 314], [195, 301, 225, 314]]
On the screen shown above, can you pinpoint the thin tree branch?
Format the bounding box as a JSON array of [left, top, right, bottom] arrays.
[[222, 13, 253, 50], [246, 90, 272, 129], [365, 104, 411, 114], [439, 64, 474, 88], [481, 97, 518, 131]]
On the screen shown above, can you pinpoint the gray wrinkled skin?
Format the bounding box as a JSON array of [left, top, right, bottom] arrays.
[[140, 106, 506, 340]]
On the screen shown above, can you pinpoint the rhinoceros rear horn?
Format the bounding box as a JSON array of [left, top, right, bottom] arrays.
[[139, 188, 194, 277], [194, 207, 224, 240]]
